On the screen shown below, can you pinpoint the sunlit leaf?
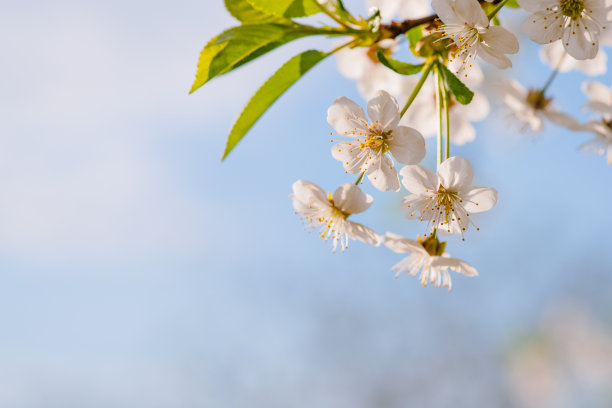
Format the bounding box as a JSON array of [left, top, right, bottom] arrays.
[[376, 50, 425, 75], [437, 63, 474, 105], [222, 50, 328, 159]]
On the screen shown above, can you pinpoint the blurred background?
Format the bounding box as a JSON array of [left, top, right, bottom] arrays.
[[1, 1, 611, 407]]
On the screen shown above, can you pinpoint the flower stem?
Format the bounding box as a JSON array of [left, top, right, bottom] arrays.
[[443, 77, 450, 160], [326, 38, 360, 56], [487, 0, 509, 20], [434, 64, 444, 167], [354, 171, 366, 185], [400, 61, 434, 118], [541, 51, 567, 94]]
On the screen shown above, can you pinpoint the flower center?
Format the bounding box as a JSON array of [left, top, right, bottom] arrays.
[[418, 234, 446, 257], [361, 128, 391, 153], [526, 89, 552, 111], [435, 186, 460, 223], [326, 192, 350, 219], [603, 118, 612, 130], [560, 0, 584, 19]]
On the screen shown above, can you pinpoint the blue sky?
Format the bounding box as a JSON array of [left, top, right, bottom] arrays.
[[0, 1, 611, 407]]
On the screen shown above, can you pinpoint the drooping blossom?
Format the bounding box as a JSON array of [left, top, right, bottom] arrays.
[[574, 81, 612, 164], [290, 180, 380, 252], [519, 0, 610, 60], [335, 40, 407, 100], [383, 232, 478, 290], [539, 41, 608, 76], [399, 156, 498, 235], [327, 90, 426, 192], [367, 0, 431, 20], [496, 77, 580, 132], [432, 0, 519, 71]]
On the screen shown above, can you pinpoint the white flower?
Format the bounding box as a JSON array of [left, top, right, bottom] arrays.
[[327, 90, 426, 192], [578, 121, 612, 163], [582, 80, 612, 116], [539, 41, 608, 76], [383, 232, 478, 291], [290, 180, 380, 252], [432, 0, 519, 71], [368, 0, 431, 20], [335, 40, 408, 100], [519, 0, 610, 60], [496, 77, 580, 131], [574, 81, 612, 164], [399, 156, 498, 235]]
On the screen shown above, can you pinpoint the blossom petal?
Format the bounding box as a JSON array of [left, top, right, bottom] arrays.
[[455, 0, 488, 27], [344, 221, 380, 246], [366, 90, 400, 130], [522, 10, 564, 45], [564, 19, 599, 60], [434, 257, 479, 277], [516, 0, 558, 13], [382, 232, 427, 254], [478, 43, 513, 69], [544, 110, 582, 130], [290, 179, 329, 212], [332, 183, 373, 215], [431, 0, 462, 25], [481, 26, 519, 54], [582, 81, 612, 113], [327, 96, 368, 136], [388, 126, 426, 165], [461, 186, 498, 213], [399, 165, 438, 194], [437, 156, 474, 192], [367, 154, 400, 192]]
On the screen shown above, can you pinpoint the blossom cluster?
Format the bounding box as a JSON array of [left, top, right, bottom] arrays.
[[289, 0, 612, 291]]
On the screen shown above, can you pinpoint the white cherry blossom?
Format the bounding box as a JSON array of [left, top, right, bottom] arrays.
[[574, 81, 612, 164], [496, 77, 580, 131], [327, 90, 426, 192], [335, 40, 408, 100], [519, 0, 610, 60], [399, 156, 498, 235], [432, 0, 519, 71], [383, 232, 478, 291], [290, 180, 380, 252], [368, 0, 431, 20], [539, 41, 608, 76]]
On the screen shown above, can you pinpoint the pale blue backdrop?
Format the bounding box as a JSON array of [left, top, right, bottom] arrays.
[[0, 1, 610, 407]]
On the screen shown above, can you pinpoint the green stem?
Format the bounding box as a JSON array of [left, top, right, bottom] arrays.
[[541, 52, 567, 94], [400, 61, 434, 118], [487, 0, 508, 20], [434, 64, 444, 166], [354, 171, 366, 185], [326, 38, 359, 56], [442, 71, 450, 160]]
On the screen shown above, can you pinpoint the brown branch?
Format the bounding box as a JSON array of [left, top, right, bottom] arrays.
[[379, 0, 506, 39]]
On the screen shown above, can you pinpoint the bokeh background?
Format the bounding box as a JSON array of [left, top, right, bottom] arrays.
[[1, 1, 611, 407]]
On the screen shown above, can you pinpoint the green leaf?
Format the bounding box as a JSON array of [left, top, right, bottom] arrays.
[[437, 63, 474, 105], [224, 0, 287, 23], [407, 26, 423, 49], [317, 0, 361, 26], [222, 50, 327, 160], [505, 0, 520, 8], [190, 23, 305, 94], [246, 0, 321, 18], [376, 50, 425, 75]]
